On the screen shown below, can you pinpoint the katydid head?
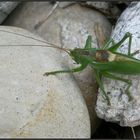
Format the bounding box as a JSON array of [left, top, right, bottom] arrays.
[[69, 48, 94, 64], [69, 48, 82, 64]]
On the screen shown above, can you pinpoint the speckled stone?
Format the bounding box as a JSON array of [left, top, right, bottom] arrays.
[[0, 26, 90, 138], [96, 2, 140, 127]]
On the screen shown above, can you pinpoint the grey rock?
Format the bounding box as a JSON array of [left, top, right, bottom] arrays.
[[0, 2, 19, 23], [96, 2, 140, 127], [58, 2, 75, 8], [83, 2, 121, 21], [86, 2, 110, 12]]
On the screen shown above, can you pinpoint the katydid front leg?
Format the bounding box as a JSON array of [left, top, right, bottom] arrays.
[[102, 72, 133, 101], [43, 63, 88, 76]]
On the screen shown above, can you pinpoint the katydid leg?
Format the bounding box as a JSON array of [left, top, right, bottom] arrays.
[[128, 32, 132, 56], [102, 72, 132, 101], [43, 63, 88, 76], [103, 38, 115, 49], [109, 33, 139, 56], [109, 32, 132, 55], [93, 69, 111, 105], [85, 35, 92, 49], [130, 50, 140, 57]]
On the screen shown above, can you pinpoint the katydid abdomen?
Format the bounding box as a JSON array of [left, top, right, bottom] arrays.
[[92, 50, 140, 75], [92, 61, 140, 75]]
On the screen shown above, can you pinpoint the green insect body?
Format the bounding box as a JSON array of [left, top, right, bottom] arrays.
[[92, 51, 140, 74], [44, 32, 140, 105]]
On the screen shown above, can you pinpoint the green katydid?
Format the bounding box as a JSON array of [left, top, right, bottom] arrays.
[[43, 32, 140, 106], [0, 29, 139, 105]]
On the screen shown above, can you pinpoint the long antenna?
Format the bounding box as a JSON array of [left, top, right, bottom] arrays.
[[0, 29, 70, 53], [0, 44, 70, 53]]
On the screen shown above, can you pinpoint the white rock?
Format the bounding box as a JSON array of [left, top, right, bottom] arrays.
[[0, 26, 90, 138], [3, 2, 112, 133], [96, 2, 140, 127]]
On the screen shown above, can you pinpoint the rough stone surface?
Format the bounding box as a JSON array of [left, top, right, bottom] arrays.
[[3, 2, 112, 133], [0, 2, 19, 23], [58, 2, 75, 8], [82, 2, 121, 21], [96, 2, 140, 127], [86, 2, 110, 12], [0, 26, 90, 138]]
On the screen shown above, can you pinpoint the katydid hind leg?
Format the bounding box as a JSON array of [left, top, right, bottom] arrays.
[[115, 32, 132, 56], [93, 69, 111, 105], [128, 32, 132, 56], [103, 38, 115, 49], [43, 63, 88, 76], [130, 50, 140, 57], [102, 72, 133, 101], [109, 32, 132, 54]]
